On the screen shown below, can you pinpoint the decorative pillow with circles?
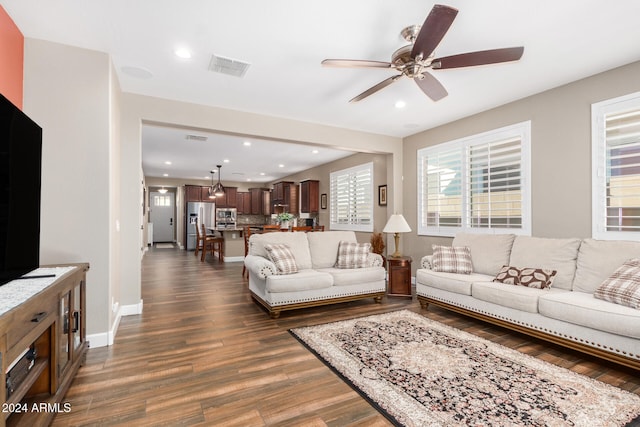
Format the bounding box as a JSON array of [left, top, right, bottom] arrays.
[[493, 265, 557, 289]]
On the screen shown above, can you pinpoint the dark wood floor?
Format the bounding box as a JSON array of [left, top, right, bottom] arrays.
[[51, 245, 640, 426]]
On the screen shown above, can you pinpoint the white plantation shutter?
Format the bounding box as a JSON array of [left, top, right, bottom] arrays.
[[419, 146, 463, 233], [418, 122, 530, 237], [330, 162, 374, 232], [592, 92, 640, 239], [468, 137, 522, 229]]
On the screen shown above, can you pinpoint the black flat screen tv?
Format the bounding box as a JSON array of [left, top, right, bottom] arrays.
[[0, 93, 43, 285]]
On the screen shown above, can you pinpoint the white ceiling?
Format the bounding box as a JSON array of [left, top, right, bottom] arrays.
[[4, 0, 640, 181]]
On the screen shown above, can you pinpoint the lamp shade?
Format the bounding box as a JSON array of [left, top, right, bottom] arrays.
[[383, 214, 411, 234]]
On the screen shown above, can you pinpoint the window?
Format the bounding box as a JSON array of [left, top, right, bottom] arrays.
[[330, 162, 374, 232], [592, 91, 640, 240], [153, 195, 171, 207], [417, 121, 531, 237]]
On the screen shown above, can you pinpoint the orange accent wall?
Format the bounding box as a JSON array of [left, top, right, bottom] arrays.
[[0, 6, 24, 109]]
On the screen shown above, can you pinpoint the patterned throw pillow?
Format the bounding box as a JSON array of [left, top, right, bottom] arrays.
[[493, 266, 557, 289], [431, 245, 473, 274], [594, 258, 640, 309], [264, 244, 298, 275], [335, 241, 371, 269]]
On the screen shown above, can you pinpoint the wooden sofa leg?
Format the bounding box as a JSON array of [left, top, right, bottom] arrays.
[[419, 300, 429, 309], [374, 296, 382, 304], [269, 310, 281, 319]]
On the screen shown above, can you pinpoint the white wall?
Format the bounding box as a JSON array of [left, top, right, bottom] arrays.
[[23, 39, 115, 342]]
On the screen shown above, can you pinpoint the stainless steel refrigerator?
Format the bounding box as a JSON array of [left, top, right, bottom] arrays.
[[186, 202, 215, 250]]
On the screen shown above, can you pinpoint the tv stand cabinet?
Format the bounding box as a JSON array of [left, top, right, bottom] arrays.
[[0, 263, 89, 427]]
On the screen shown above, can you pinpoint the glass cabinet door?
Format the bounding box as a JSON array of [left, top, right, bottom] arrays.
[[59, 291, 71, 377]]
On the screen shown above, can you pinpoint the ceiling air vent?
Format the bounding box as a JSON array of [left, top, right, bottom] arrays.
[[185, 134, 208, 142], [208, 54, 251, 78]]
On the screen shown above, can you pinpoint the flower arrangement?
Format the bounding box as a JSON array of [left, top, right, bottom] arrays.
[[370, 232, 385, 255], [276, 212, 294, 223]]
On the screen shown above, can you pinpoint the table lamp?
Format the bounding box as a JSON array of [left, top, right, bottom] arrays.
[[383, 214, 412, 258]]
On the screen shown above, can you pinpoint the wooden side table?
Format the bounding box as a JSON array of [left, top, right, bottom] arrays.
[[387, 256, 412, 297]]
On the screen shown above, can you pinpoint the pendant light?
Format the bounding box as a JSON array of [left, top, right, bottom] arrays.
[[212, 164, 225, 197], [208, 170, 216, 199], [158, 186, 168, 194]]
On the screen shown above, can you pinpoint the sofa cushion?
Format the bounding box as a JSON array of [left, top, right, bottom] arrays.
[[573, 238, 640, 293], [335, 241, 371, 269], [318, 267, 385, 287], [509, 236, 581, 290], [416, 269, 494, 296], [307, 231, 358, 269], [594, 258, 640, 309], [472, 281, 565, 313], [452, 232, 516, 276], [249, 232, 313, 270], [493, 265, 557, 289], [431, 245, 473, 274], [539, 291, 640, 339], [264, 244, 298, 275], [266, 269, 334, 293]]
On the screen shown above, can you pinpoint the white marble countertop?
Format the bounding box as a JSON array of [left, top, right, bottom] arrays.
[[0, 266, 77, 316]]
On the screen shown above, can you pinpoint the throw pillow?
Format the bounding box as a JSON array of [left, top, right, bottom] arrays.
[[493, 265, 557, 289], [335, 241, 371, 269], [594, 258, 640, 309], [264, 244, 298, 275], [493, 265, 519, 285], [431, 245, 473, 274]]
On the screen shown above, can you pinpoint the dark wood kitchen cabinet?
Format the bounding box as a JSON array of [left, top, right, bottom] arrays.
[[300, 180, 319, 213], [272, 181, 298, 214], [237, 192, 251, 214], [249, 188, 270, 215]]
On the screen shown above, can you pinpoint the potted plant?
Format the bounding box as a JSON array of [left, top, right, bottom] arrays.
[[276, 212, 294, 229]]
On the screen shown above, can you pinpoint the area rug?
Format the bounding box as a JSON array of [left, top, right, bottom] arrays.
[[289, 310, 640, 427]]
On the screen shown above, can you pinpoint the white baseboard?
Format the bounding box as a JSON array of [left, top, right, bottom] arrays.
[[86, 300, 144, 348], [224, 256, 244, 263]]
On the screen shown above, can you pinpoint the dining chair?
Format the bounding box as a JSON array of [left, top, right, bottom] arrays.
[[242, 226, 252, 278], [312, 225, 325, 232], [291, 226, 313, 232], [262, 224, 280, 232], [201, 222, 224, 262]]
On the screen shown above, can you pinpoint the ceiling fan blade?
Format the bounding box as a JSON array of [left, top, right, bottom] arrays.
[[411, 5, 458, 60], [322, 59, 393, 69], [432, 47, 524, 69], [415, 72, 448, 101], [349, 75, 402, 102]]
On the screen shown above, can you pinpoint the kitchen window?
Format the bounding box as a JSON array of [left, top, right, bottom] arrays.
[[592, 91, 640, 240], [330, 162, 374, 232], [417, 121, 531, 237]]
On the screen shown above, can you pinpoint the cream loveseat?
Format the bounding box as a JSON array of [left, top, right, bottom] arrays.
[[416, 233, 640, 370], [244, 231, 386, 318]]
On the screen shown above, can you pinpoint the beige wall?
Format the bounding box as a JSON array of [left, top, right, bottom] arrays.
[[402, 60, 640, 274], [23, 39, 115, 341]]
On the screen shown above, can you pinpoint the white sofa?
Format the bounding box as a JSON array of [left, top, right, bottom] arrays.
[[416, 233, 640, 370], [244, 230, 386, 318]]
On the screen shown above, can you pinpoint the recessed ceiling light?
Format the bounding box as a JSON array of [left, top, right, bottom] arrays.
[[395, 100, 406, 109], [243, 141, 251, 146], [164, 161, 172, 165], [175, 48, 192, 59], [246, 178, 252, 182], [312, 149, 319, 154], [163, 173, 169, 177], [278, 164, 284, 168], [260, 172, 265, 176], [223, 159, 230, 163]]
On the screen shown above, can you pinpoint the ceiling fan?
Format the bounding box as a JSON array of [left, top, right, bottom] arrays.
[[322, 4, 524, 103]]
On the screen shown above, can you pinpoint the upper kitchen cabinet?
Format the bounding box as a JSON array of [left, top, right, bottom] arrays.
[[236, 192, 252, 214], [215, 186, 237, 208], [300, 180, 319, 213], [249, 188, 271, 215], [272, 181, 298, 215]]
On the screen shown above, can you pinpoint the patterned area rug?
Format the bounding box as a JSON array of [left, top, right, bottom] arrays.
[[290, 310, 640, 427]]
